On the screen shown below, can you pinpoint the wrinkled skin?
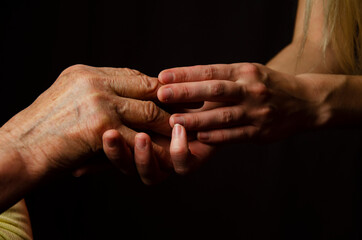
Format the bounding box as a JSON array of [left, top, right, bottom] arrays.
[[1, 64, 173, 179]]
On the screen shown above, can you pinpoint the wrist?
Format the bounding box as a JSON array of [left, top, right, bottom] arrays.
[[0, 124, 50, 185], [0, 127, 48, 212]]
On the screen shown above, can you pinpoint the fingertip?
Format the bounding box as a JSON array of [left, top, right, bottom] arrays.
[[158, 70, 175, 84], [103, 129, 121, 148], [157, 86, 173, 102], [170, 123, 191, 174], [134, 133, 152, 170], [169, 115, 175, 128], [134, 133, 161, 185], [135, 132, 150, 150], [170, 115, 185, 128], [173, 123, 184, 137]]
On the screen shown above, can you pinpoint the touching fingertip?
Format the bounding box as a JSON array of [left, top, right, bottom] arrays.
[[197, 132, 209, 141], [158, 87, 173, 102], [159, 71, 175, 84], [173, 123, 182, 137], [103, 129, 120, 147], [105, 137, 117, 148], [171, 116, 185, 126], [135, 136, 147, 150]]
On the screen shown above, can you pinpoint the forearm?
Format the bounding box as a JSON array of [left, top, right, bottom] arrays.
[[298, 73, 362, 128], [0, 129, 44, 213], [266, 40, 342, 75]]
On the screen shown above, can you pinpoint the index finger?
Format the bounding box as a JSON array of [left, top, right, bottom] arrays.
[[103, 67, 162, 100], [158, 64, 233, 84]]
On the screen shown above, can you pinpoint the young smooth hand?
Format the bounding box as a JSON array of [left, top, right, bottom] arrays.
[[157, 63, 331, 143]]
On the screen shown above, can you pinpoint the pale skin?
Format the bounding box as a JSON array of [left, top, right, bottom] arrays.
[[129, 0, 362, 175]]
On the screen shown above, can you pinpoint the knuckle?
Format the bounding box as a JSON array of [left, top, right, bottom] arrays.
[[143, 100, 161, 123], [210, 82, 225, 97], [190, 114, 201, 128], [122, 68, 158, 96], [89, 92, 106, 106], [122, 67, 142, 76], [220, 110, 233, 124], [213, 131, 226, 142], [220, 131, 228, 142], [237, 127, 256, 142], [180, 85, 192, 98], [62, 65, 97, 86], [203, 65, 214, 80], [111, 68, 159, 98], [178, 68, 188, 81], [61, 64, 88, 75], [139, 74, 159, 95], [94, 113, 113, 131], [252, 84, 269, 99], [240, 63, 260, 75]]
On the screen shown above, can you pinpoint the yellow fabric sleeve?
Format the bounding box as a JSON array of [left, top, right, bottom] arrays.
[[0, 200, 33, 240]]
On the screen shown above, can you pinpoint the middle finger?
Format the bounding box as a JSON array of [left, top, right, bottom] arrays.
[[157, 80, 243, 103]]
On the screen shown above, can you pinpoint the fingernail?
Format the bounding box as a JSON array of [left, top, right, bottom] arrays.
[[172, 116, 185, 126], [106, 138, 117, 148], [135, 137, 147, 150], [160, 72, 174, 83], [197, 132, 209, 141], [160, 88, 173, 102], [173, 123, 182, 137]]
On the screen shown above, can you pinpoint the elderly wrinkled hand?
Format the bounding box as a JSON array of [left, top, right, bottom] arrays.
[[1, 64, 173, 180]]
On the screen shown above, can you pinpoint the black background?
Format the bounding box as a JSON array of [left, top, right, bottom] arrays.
[[1, 0, 362, 239]]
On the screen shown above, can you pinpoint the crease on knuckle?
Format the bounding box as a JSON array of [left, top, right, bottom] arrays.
[[221, 110, 233, 124], [117, 99, 130, 116], [122, 67, 142, 76], [121, 68, 159, 98], [203, 65, 214, 80], [180, 85, 192, 99], [139, 74, 159, 96], [191, 114, 201, 129], [210, 82, 225, 97], [143, 101, 161, 123]]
